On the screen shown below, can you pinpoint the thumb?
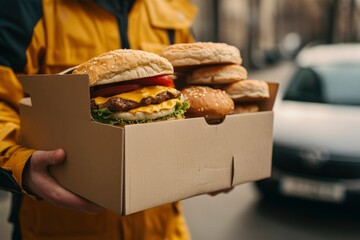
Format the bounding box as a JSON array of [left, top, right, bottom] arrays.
[[32, 149, 66, 169]]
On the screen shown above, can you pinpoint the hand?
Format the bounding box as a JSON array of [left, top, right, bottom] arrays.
[[208, 187, 234, 196], [23, 149, 103, 214]]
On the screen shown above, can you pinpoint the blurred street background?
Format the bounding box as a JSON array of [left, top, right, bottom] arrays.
[[192, 0, 360, 70], [2, 0, 360, 239]]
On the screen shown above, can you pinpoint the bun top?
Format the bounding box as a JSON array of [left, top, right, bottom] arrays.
[[73, 49, 174, 86], [187, 64, 248, 85], [161, 42, 242, 67]]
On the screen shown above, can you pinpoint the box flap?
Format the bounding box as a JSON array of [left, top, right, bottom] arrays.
[[19, 74, 124, 213], [231, 112, 273, 184], [257, 82, 278, 111]]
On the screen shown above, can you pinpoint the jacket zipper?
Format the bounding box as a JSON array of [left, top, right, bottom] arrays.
[[116, 0, 131, 49]]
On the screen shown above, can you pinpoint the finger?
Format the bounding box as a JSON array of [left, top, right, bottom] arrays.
[[49, 187, 103, 214], [49, 188, 103, 214], [32, 149, 66, 170], [35, 170, 103, 213]]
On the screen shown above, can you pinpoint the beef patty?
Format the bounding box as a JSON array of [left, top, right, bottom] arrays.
[[91, 90, 181, 112]]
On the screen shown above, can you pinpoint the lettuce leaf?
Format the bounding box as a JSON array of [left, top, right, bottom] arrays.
[[91, 100, 190, 126]]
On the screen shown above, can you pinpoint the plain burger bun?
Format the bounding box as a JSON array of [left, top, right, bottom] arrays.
[[180, 86, 234, 123], [233, 104, 259, 114], [161, 42, 242, 69], [222, 80, 270, 102], [73, 49, 173, 86], [187, 64, 248, 85]]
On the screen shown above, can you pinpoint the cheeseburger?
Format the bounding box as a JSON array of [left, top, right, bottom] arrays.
[[72, 49, 190, 125]]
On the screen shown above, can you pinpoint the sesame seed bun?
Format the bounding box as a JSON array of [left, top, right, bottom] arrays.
[[187, 64, 248, 85], [72, 49, 173, 86], [161, 42, 242, 69], [180, 86, 234, 123], [222, 80, 270, 102]]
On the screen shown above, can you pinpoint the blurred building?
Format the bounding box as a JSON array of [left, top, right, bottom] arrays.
[[192, 0, 360, 69]]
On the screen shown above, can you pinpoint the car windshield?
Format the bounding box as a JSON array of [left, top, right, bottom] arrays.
[[283, 64, 360, 106]]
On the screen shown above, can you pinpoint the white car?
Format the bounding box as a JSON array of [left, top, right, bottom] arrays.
[[255, 43, 360, 204]]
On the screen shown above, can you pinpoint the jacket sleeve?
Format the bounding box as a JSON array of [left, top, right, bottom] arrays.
[[0, 66, 35, 194], [0, 0, 42, 193]]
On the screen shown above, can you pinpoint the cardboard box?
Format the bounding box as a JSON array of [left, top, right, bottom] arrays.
[[19, 74, 278, 215]]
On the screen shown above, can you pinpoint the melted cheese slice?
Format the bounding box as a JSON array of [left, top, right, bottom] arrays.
[[129, 99, 181, 114], [112, 99, 182, 121], [93, 86, 178, 105]]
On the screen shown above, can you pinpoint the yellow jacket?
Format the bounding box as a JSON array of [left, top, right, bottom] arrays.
[[0, 0, 197, 239]]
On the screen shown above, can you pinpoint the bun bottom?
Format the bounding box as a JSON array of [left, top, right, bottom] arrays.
[[113, 108, 175, 121], [233, 104, 259, 114], [223, 80, 270, 103]]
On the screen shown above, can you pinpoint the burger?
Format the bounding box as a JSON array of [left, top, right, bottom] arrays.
[[180, 86, 234, 124], [160, 42, 243, 88], [72, 49, 190, 125]]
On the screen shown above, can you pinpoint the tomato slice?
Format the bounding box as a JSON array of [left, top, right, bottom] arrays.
[[91, 84, 141, 98], [91, 75, 174, 98], [134, 75, 174, 87]]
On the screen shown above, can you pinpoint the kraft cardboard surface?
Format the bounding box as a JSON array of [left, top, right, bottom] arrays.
[[19, 74, 277, 215]]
